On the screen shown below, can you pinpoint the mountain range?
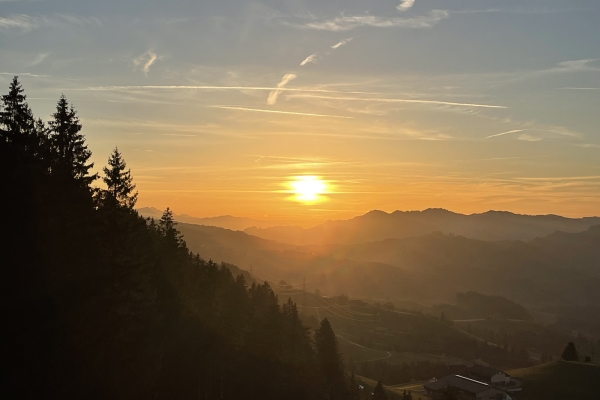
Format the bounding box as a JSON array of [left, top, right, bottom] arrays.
[[245, 209, 600, 245], [177, 221, 600, 309], [137, 207, 275, 230]]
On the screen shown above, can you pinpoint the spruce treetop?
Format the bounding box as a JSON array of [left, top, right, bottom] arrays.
[[103, 147, 138, 209], [49, 94, 96, 185]]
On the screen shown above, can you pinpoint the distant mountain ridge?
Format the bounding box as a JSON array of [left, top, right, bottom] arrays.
[[244, 208, 600, 245], [177, 221, 600, 309], [137, 207, 276, 230]]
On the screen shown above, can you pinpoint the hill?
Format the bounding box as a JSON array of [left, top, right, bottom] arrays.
[[245, 209, 600, 245], [509, 361, 600, 400], [180, 222, 600, 309], [178, 222, 600, 341], [138, 207, 275, 230]]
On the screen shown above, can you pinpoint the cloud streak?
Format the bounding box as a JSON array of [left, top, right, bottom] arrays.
[[210, 106, 353, 119], [0, 14, 103, 32], [397, 0, 416, 12], [298, 10, 448, 32], [133, 51, 160, 75], [291, 94, 507, 109], [29, 53, 49, 67], [267, 73, 297, 105], [486, 129, 524, 139], [331, 38, 353, 49], [300, 53, 318, 66], [77, 85, 379, 95], [518, 133, 542, 142]]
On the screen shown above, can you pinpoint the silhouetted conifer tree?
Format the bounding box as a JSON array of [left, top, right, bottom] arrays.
[[49, 95, 96, 187], [561, 342, 579, 361], [315, 318, 348, 399], [0, 77, 35, 153], [159, 207, 186, 249], [102, 147, 137, 209], [373, 381, 387, 400]]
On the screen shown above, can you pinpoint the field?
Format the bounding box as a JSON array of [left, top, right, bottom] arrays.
[[337, 334, 391, 363], [508, 361, 600, 400]]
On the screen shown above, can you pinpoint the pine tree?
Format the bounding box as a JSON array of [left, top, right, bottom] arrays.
[[561, 342, 579, 362], [315, 318, 347, 399], [0, 77, 35, 148], [49, 95, 96, 187], [159, 208, 185, 250], [102, 147, 138, 209], [373, 381, 387, 400]]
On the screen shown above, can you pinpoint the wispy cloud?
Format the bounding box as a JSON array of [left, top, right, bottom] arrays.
[[331, 38, 353, 49], [210, 106, 352, 119], [77, 85, 379, 95], [0, 14, 39, 31], [290, 94, 507, 109], [267, 73, 297, 105], [397, 0, 416, 12], [518, 133, 542, 142], [29, 53, 49, 67], [514, 59, 600, 82], [297, 10, 448, 32], [133, 51, 160, 75], [0, 71, 48, 77], [549, 59, 598, 73], [534, 125, 583, 138], [486, 129, 524, 139], [0, 14, 102, 32], [300, 53, 318, 66], [559, 87, 600, 90]]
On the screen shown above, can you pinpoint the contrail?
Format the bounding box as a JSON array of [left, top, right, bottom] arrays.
[[300, 54, 318, 66], [331, 38, 353, 49], [267, 74, 297, 105], [78, 85, 377, 95], [486, 129, 524, 138], [293, 94, 507, 109], [210, 106, 353, 119]]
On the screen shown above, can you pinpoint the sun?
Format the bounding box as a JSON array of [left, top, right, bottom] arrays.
[[289, 176, 328, 203]]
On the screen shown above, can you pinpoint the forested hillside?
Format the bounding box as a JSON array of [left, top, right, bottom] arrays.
[[1, 78, 353, 399]]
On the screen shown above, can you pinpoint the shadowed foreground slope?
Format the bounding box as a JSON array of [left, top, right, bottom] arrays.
[[509, 361, 600, 400]]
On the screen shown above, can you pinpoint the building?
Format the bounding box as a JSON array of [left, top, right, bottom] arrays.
[[463, 365, 522, 393], [464, 365, 510, 385], [424, 375, 511, 400]]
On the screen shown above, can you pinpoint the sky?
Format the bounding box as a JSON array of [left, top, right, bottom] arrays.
[[1, 0, 600, 225]]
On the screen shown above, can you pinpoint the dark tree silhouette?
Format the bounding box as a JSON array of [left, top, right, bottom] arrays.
[[315, 318, 348, 399], [373, 381, 387, 400], [49, 95, 96, 187], [2, 79, 351, 400], [0, 77, 35, 152], [561, 342, 579, 362], [102, 147, 138, 209]]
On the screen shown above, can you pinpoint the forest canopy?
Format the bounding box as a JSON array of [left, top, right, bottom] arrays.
[[1, 77, 354, 400]]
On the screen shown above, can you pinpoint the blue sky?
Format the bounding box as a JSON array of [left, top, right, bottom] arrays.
[[1, 0, 599, 223]]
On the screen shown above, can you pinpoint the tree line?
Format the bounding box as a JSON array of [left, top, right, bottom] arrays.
[[1, 77, 356, 399]]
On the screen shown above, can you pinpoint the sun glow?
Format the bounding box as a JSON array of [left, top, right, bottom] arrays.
[[289, 176, 328, 203]]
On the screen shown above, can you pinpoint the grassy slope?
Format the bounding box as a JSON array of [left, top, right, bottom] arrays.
[[509, 361, 600, 400]]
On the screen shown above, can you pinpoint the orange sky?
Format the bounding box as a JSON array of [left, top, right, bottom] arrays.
[[5, 0, 599, 226]]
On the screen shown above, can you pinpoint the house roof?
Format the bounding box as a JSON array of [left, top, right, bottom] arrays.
[[467, 364, 509, 379], [424, 375, 491, 394]]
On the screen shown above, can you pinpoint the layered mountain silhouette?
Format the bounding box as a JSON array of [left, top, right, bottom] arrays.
[[178, 222, 600, 310], [137, 207, 276, 230], [244, 209, 600, 245]]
